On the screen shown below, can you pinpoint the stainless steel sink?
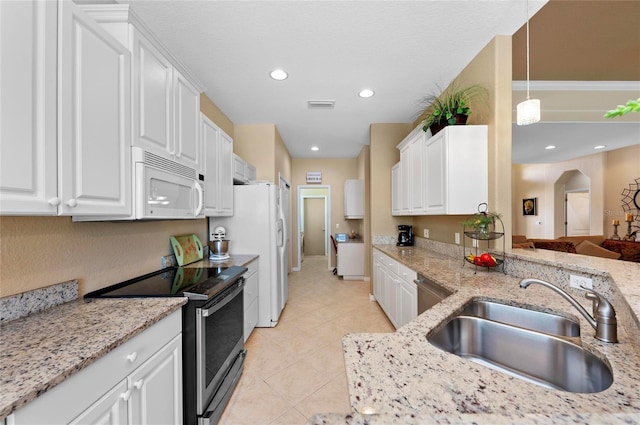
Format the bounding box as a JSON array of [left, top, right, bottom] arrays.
[[461, 300, 581, 337], [428, 316, 613, 393]]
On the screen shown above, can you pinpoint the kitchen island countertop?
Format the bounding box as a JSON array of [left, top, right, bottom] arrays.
[[311, 244, 640, 424]]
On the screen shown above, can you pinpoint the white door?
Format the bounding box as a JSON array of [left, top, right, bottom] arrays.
[[566, 191, 590, 236], [173, 69, 200, 171], [128, 335, 183, 425], [69, 380, 128, 425], [132, 30, 173, 159], [0, 0, 58, 215], [219, 131, 234, 215], [425, 133, 446, 214]]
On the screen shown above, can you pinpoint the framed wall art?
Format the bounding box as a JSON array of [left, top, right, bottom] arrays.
[[523, 198, 537, 216]]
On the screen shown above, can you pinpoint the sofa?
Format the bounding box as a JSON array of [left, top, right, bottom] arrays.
[[512, 234, 640, 263]]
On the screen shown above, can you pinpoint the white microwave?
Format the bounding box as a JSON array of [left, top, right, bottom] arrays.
[[134, 147, 203, 220]]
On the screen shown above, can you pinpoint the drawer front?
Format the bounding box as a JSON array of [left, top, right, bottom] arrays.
[[397, 262, 417, 283], [244, 298, 258, 342], [9, 310, 181, 425], [244, 258, 258, 277], [382, 254, 399, 276], [243, 270, 259, 307]]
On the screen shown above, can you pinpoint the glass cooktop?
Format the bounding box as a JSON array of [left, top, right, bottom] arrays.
[[84, 265, 247, 300]]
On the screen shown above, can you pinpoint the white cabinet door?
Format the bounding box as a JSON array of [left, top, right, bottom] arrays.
[[344, 179, 364, 219], [243, 259, 259, 341], [202, 114, 233, 216], [391, 163, 401, 216], [58, 1, 131, 216], [69, 380, 128, 425], [410, 132, 425, 214], [397, 279, 417, 329], [386, 272, 400, 329], [219, 131, 234, 215], [425, 132, 446, 214], [337, 243, 364, 278], [398, 143, 411, 214], [128, 335, 183, 425], [173, 69, 201, 172], [0, 1, 58, 215], [132, 30, 173, 159]]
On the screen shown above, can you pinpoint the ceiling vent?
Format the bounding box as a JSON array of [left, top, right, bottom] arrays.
[[307, 100, 335, 109]]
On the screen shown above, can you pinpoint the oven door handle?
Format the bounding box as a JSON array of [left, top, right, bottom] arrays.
[[201, 278, 245, 318]]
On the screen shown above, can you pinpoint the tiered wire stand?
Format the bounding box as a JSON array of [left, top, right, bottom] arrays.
[[462, 204, 506, 274]]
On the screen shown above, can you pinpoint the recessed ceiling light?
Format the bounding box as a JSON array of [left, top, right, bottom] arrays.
[[311, 146, 319, 151], [359, 89, 374, 98], [270, 69, 288, 80], [545, 145, 556, 150], [594, 145, 606, 150]]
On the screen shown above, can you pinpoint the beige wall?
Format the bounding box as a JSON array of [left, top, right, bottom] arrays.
[[412, 35, 513, 247], [369, 123, 414, 238], [201, 94, 234, 138], [0, 95, 231, 298], [513, 144, 640, 239], [290, 158, 359, 270]]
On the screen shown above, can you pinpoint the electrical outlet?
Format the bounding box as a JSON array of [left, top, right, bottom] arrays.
[[424, 229, 430, 238], [570, 274, 593, 290], [472, 239, 478, 248], [454, 232, 460, 244]]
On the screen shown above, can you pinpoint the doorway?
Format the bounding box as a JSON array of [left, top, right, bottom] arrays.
[[297, 185, 331, 271], [304, 198, 326, 255], [566, 191, 590, 236]]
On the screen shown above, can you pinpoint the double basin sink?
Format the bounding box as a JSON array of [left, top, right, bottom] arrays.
[[427, 299, 613, 393]]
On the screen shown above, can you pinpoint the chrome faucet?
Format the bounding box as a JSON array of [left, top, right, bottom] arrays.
[[519, 278, 618, 343]]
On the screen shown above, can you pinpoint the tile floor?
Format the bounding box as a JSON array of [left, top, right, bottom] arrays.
[[218, 255, 394, 425]]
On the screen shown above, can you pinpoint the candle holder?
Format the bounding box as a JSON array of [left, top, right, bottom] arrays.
[[623, 219, 634, 241], [610, 223, 620, 240]]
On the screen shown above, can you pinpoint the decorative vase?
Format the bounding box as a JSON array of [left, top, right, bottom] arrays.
[[429, 114, 469, 135], [477, 223, 490, 239]]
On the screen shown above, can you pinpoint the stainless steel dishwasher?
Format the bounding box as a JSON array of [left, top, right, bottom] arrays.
[[415, 274, 453, 314]]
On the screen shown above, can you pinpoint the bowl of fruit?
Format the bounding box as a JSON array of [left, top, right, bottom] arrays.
[[466, 252, 499, 267]]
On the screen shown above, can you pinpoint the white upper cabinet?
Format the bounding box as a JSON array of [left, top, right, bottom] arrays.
[[132, 30, 173, 158], [424, 125, 488, 215], [1, 0, 131, 216], [393, 125, 488, 216], [202, 113, 233, 216], [58, 1, 132, 216], [1, 1, 58, 215], [82, 4, 204, 172], [344, 179, 364, 219]]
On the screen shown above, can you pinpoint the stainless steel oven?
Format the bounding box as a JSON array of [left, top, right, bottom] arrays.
[[84, 264, 247, 425], [194, 277, 245, 425]]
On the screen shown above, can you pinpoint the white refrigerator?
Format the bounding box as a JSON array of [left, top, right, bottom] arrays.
[[210, 182, 288, 327]]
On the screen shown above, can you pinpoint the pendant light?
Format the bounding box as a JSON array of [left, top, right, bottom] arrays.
[[517, 0, 540, 125]]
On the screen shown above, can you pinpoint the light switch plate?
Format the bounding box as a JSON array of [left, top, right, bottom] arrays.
[[424, 229, 429, 238], [454, 232, 460, 244]]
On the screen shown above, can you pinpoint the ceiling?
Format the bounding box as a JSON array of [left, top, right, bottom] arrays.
[[116, 0, 639, 161]]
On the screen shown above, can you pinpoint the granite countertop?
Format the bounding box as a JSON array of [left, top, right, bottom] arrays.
[[0, 254, 257, 420], [0, 297, 186, 419], [312, 244, 640, 424]]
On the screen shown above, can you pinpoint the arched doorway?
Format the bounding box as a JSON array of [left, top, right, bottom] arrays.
[[554, 170, 591, 237]]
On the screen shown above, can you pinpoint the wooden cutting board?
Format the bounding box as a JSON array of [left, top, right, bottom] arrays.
[[170, 234, 204, 266]]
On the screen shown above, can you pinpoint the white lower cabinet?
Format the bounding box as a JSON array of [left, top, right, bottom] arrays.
[[243, 259, 259, 341], [372, 249, 418, 329], [7, 311, 182, 425], [337, 242, 365, 279]]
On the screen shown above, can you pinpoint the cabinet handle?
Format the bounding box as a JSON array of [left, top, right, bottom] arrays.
[[126, 352, 138, 363], [120, 389, 132, 401], [66, 199, 77, 208], [48, 197, 61, 206], [133, 379, 144, 389]]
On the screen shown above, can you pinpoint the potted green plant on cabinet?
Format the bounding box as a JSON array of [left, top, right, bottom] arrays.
[[420, 82, 488, 135]]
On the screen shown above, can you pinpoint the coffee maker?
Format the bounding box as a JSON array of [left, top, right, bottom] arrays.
[[397, 225, 414, 246]]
